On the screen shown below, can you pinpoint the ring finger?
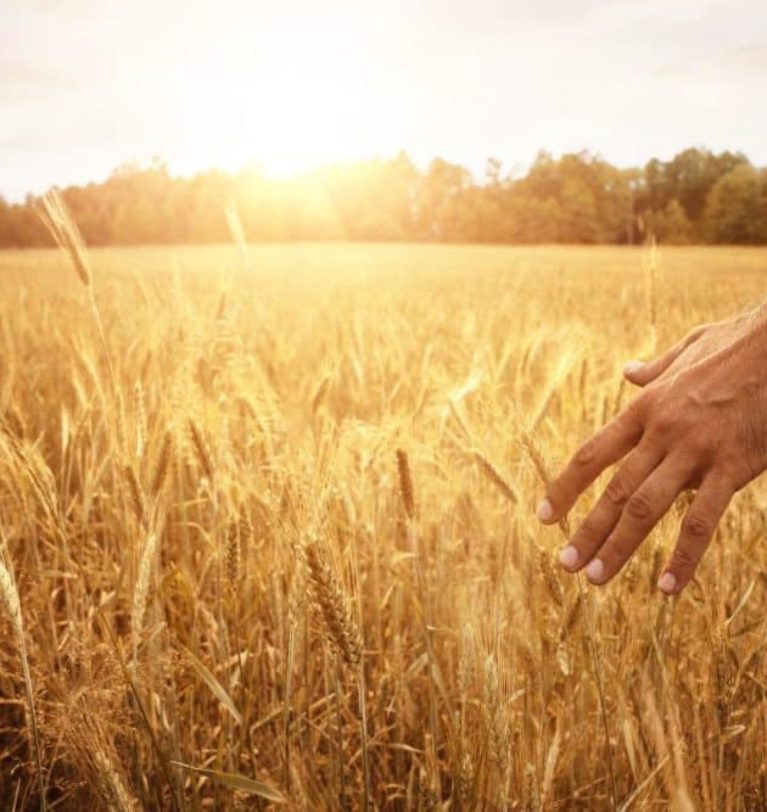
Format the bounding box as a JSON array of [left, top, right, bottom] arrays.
[[559, 439, 663, 572], [584, 452, 696, 585]]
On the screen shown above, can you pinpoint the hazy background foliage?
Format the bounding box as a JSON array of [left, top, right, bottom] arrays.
[[2, 147, 766, 248]]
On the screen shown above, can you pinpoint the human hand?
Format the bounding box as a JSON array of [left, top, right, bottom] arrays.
[[537, 305, 767, 595]]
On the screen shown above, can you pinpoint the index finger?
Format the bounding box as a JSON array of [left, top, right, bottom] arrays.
[[537, 405, 644, 524]]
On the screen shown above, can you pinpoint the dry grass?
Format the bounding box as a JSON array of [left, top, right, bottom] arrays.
[[1, 239, 767, 809]]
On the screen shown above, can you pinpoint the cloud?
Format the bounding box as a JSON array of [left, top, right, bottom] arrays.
[[0, 0, 765, 200], [652, 43, 767, 83], [0, 56, 67, 101], [719, 46, 767, 76]]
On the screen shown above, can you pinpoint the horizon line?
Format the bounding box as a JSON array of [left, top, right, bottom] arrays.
[[2, 143, 756, 205]]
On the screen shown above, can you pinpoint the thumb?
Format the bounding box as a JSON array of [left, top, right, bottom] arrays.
[[622, 357, 668, 386], [623, 325, 706, 387]]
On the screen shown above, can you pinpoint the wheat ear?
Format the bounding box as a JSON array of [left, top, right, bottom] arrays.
[[188, 419, 214, 482], [132, 531, 159, 664], [305, 539, 362, 669], [150, 430, 172, 498], [395, 448, 415, 519], [474, 450, 519, 504]]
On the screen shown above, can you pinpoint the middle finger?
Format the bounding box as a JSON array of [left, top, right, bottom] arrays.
[[559, 439, 663, 573], [585, 452, 695, 585]]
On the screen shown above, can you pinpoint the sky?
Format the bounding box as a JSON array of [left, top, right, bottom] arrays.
[[0, 0, 765, 201]]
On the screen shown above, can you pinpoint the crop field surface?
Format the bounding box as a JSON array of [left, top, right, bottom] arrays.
[[1, 242, 767, 809]]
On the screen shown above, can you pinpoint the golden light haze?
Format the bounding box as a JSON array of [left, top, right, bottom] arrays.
[[1, 0, 766, 200]]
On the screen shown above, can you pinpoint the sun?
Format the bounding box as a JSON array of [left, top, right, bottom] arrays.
[[162, 28, 387, 180]]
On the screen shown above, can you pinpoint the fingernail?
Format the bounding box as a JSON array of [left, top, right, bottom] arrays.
[[585, 558, 605, 583], [658, 572, 677, 595], [559, 545, 579, 570], [623, 360, 644, 376], [536, 499, 553, 523]]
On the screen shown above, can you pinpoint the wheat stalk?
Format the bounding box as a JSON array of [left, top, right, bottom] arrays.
[[517, 415, 617, 809], [224, 201, 250, 273], [132, 531, 159, 664], [124, 463, 145, 525], [473, 450, 519, 504], [37, 190, 116, 394], [541, 724, 562, 808], [189, 419, 214, 482], [644, 235, 659, 353], [0, 555, 46, 810], [37, 190, 91, 287], [150, 430, 172, 497]]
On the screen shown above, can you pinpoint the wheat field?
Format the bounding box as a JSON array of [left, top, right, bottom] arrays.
[[1, 239, 767, 809]]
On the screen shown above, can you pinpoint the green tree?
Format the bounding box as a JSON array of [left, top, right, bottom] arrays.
[[645, 199, 693, 244], [416, 158, 474, 240], [703, 165, 767, 244], [0, 146, 765, 247], [637, 148, 749, 237]]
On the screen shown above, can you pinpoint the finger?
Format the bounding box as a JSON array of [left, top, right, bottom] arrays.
[[558, 440, 663, 572], [538, 407, 643, 524], [623, 325, 706, 387], [584, 453, 693, 585], [657, 477, 732, 596]]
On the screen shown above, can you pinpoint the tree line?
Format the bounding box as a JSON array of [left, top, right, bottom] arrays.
[[1, 147, 766, 247]]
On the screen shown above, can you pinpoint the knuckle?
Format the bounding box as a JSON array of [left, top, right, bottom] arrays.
[[574, 439, 597, 467], [626, 491, 654, 522], [603, 477, 629, 508], [684, 434, 709, 456], [630, 391, 654, 422], [670, 546, 697, 569], [606, 534, 632, 560], [622, 395, 647, 422], [575, 515, 598, 540], [648, 410, 676, 438], [574, 517, 607, 551], [715, 456, 742, 482], [686, 441, 714, 469], [682, 513, 712, 539]]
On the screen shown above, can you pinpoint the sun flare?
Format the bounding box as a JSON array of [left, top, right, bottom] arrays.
[[159, 19, 392, 180]]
